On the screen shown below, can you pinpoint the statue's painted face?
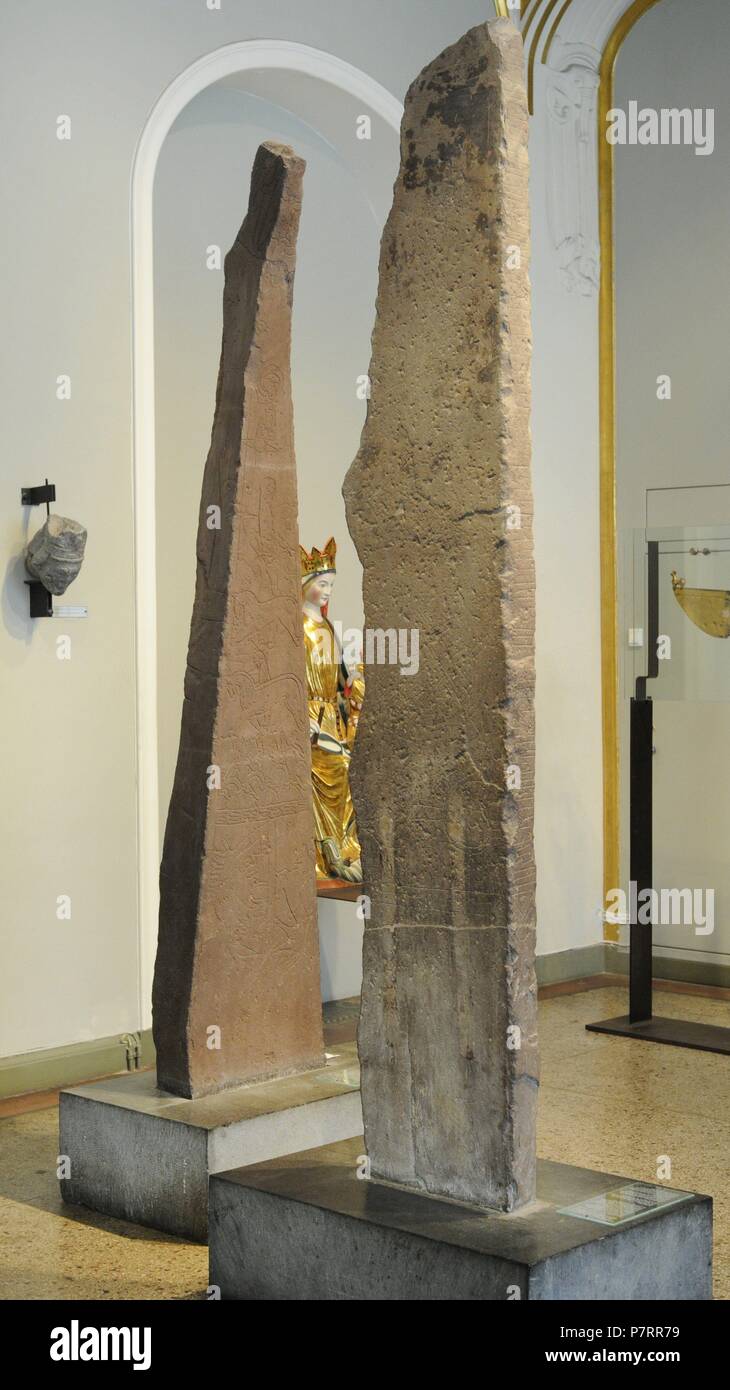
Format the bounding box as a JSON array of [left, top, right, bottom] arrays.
[[304, 572, 334, 612]]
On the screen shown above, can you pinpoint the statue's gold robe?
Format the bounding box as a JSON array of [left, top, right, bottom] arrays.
[[303, 614, 360, 878]]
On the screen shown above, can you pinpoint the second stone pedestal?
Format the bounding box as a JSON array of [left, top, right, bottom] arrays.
[[208, 1136, 712, 1300], [59, 1046, 360, 1243]]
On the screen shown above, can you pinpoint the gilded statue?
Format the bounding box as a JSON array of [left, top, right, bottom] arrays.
[[300, 538, 363, 882]]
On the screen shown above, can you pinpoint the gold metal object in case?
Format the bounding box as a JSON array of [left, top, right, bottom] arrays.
[[671, 570, 730, 639]]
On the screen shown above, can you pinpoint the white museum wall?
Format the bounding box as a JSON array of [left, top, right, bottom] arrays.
[[614, 0, 730, 969], [153, 78, 397, 1003], [529, 56, 604, 963], [0, 0, 605, 1062]]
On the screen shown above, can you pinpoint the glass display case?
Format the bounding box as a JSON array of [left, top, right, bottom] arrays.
[[590, 520, 730, 1053]]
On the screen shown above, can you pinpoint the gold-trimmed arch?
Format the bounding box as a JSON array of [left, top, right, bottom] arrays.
[[527, 0, 566, 110], [542, 0, 578, 67], [491, 0, 667, 935], [597, 0, 663, 935]]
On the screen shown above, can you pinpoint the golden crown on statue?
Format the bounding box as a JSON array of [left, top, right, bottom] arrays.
[[300, 536, 337, 582]]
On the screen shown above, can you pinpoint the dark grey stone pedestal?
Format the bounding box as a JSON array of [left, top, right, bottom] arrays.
[[59, 1046, 360, 1243], [208, 1136, 712, 1300]]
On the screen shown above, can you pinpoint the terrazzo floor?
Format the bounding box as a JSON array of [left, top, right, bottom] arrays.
[[0, 983, 727, 1300]]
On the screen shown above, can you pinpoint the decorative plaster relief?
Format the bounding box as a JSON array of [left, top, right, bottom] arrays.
[[545, 39, 601, 295]]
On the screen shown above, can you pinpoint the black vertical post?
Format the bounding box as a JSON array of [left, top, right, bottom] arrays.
[[629, 696, 653, 1022], [629, 539, 659, 1024], [589, 540, 730, 1049]]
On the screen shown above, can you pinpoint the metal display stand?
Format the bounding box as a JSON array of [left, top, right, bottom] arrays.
[[587, 541, 730, 1055]]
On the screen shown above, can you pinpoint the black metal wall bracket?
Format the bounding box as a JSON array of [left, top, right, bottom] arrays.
[[22, 478, 57, 617], [25, 581, 53, 618], [21, 481, 56, 511]]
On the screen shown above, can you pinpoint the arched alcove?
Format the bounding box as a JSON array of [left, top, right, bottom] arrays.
[[131, 41, 403, 1022]]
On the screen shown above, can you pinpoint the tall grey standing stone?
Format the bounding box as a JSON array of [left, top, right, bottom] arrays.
[[343, 19, 537, 1211], [152, 142, 325, 1100]]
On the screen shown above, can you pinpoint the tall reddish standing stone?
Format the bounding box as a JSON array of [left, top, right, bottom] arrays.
[[153, 142, 324, 1099], [343, 20, 537, 1210]]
